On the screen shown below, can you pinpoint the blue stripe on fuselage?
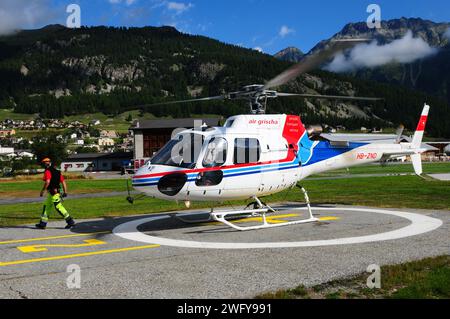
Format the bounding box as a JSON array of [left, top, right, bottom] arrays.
[[302, 141, 367, 166]]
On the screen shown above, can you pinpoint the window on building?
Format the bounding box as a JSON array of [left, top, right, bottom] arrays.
[[202, 137, 228, 168], [234, 138, 261, 164]]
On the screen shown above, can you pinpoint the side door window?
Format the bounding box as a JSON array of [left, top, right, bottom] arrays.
[[234, 138, 261, 164]]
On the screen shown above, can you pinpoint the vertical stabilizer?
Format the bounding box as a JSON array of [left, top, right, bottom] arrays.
[[411, 104, 430, 176], [412, 104, 430, 148]]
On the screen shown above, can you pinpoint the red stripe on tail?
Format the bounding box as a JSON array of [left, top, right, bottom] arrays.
[[416, 115, 428, 131]]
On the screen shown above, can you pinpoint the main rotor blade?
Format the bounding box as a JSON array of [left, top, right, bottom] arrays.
[[264, 39, 369, 90], [277, 92, 383, 102], [139, 95, 227, 107]]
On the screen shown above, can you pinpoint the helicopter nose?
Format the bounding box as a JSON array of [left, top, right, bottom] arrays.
[[132, 167, 159, 193], [132, 167, 187, 197]]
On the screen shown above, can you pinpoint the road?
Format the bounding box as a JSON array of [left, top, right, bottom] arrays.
[[0, 204, 448, 299]]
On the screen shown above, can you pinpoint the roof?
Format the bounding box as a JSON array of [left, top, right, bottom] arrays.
[[64, 152, 133, 161], [130, 118, 221, 130]]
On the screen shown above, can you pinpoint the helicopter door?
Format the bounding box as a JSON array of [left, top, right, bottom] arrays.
[[189, 137, 227, 199], [223, 138, 262, 198]]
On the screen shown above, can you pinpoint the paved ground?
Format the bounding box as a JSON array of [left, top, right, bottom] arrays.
[[429, 173, 450, 181], [0, 204, 448, 299]]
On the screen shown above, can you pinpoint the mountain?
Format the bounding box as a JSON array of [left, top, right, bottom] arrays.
[[274, 47, 304, 62], [0, 24, 448, 137], [308, 18, 450, 104]]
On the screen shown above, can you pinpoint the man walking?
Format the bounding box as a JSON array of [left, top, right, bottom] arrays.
[[36, 158, 76, 230]]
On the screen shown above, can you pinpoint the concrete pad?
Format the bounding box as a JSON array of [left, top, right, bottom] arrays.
[[429, 173, 450, 181], [0, 204, 448, 299]]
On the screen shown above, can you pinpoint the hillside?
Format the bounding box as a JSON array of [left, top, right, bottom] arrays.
[[307, 18, 450, 104], [0, 24, 448, 137]]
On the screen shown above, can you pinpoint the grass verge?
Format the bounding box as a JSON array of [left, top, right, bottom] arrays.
[[256, 256, 450, 299]]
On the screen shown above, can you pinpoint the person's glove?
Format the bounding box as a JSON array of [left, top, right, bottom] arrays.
[[40, 190, 44, 197], [62, 193, 68, 198]]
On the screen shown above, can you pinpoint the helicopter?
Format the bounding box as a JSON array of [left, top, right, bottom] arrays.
[[129, 39, 430, 231]]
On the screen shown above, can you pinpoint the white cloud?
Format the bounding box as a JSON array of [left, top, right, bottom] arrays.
[[0, 0, 56, 35], [279, 25, 295, 38], [445, 28, 450, 40], [325, 31, 438, 73], [254, 47, 263, 53], [108, 0, 137, 5], [167, 2, 193, 15]]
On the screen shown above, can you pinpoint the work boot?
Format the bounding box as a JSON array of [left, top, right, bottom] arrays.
[[65, 217, 76, 229], [35, 221, 47, 229]]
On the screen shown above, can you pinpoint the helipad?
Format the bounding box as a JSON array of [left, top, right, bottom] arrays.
[[113, 207, 443, 249]]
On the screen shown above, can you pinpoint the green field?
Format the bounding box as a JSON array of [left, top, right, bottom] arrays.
[[257, 255, 450, 299], [1, 163, 449, 199], [0, 174, 449, 227], [0, 108, 173, 134], [311, 162, 450, 177], [0, 178, 127, 199], [0, 109, 37, 121]]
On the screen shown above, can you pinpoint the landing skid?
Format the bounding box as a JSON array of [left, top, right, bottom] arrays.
[[210, 186, 319, 231]]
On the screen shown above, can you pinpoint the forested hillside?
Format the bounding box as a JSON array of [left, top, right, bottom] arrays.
[[0, 24, 448, 137]]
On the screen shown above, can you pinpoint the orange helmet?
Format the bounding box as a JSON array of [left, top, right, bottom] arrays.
[[41, 158, 51, 163]]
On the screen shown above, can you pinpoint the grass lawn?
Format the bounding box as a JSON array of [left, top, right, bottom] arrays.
[[63, 110, 173, 133], [0, 175, 448, 227], [257, 255, 450, 299], [311, 162, 450, 177], [0, 109, 37, 121], [0, 108, 172, 134], [0, 178, 128, 199]]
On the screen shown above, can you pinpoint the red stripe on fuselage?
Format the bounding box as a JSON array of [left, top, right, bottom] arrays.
[[133, 158, 295, 179], [416, 115, 428, 131]]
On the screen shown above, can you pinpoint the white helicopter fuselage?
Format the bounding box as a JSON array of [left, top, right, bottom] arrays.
[[132, 107, 429, 202]]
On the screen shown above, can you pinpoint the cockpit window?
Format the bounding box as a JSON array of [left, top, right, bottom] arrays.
[[150, 133, 204, 168], [202, 137, 228, 168]]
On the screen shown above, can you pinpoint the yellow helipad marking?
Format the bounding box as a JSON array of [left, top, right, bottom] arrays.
[[318, 217, 340, 221], [206, 214, 340, 226], [0, 231, 111, 245], [0, 244, 160, 267], [17, 239, 107, 253]]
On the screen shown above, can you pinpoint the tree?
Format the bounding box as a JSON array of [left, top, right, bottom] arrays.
[[31, 133, 68, 166], [75, 146, 98, 154]]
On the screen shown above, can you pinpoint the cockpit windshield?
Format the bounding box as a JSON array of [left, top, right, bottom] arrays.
[[150, 133, 204, 168]]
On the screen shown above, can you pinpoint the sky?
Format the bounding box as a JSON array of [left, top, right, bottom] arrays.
[[1, 0, 450, 54]]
